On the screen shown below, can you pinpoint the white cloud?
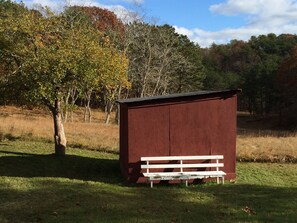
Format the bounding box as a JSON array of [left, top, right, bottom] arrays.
[[174, 26, 194, 38], [20, 0, 139, 23], [108, 5, 141, 23], [176, 0, 297, 47], [175, 26, 265, 47], [22, 0, 65, 12], [210, 0, 266, 15], [22, 0, 107, 13], [122, 0, 144, 4]]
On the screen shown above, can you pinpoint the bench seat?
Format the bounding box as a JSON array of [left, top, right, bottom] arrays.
[[143, 171, 226, 180], [141, 155, 226, 188]]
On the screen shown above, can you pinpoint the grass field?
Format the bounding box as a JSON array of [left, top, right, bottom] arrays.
[[236, 113, 297, 162], [1, 106, 297, 161], [0, 106, 297, 222], [0, 140, 297, 223], [0, 106, 119, 152]]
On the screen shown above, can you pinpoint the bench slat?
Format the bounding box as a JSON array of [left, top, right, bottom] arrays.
[[141, 155, 223, 161], [141, 163, 224, 169], [143, 171, 226, 178]]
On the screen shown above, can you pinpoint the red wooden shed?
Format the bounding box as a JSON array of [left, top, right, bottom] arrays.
[[117, 89, 241, 183]]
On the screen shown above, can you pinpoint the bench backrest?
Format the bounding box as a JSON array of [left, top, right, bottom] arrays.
[[141, 155, 224, 173]]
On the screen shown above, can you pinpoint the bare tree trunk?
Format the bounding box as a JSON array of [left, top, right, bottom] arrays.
[[152, 63, 165, 96], [140, 40, 152, 97], [115, 105, 119, 125], [88, 102, 92, 123], [105, 102, 114, 125], [69, 86, 79, 122], [115, 86, 122, 124], [64, 110, 68, 123], [105, 88, 119, 124], [71, 110, 74, 122], [51, 99, 67, 156], [63, 91, 70, 123], [84, 105, 87, 122], [105, 113, 111, 125], [84, 91, 92, 123]]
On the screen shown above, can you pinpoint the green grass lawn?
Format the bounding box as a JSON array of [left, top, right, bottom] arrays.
[[0, 140, 297, 223]]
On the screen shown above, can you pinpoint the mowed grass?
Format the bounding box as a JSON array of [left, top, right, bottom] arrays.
[[1, 106, 297, 222], [0, 140, 297, 223]]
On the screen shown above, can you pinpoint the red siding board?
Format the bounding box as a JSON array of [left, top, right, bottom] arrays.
[[170, 100, 214, 156], [127, 105, 170, 182], [210, 96, 237, 177], [169, 96, 237, 178]]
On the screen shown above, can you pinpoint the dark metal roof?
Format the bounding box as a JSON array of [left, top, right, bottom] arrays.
[[117, 89, 241, 104]]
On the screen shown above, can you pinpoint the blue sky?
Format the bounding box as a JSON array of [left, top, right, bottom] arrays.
[[16, 0, 297, 47], [139, 0, 246, 30]]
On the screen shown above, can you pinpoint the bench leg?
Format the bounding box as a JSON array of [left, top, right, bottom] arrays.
[[185, 180, 188, 187], [222, 177, 224, 185], [150, 181, 153, 188], [216, 177, 219, 184]]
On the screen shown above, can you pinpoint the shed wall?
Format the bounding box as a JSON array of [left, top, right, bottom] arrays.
[[126, 105, 170, 182], [169, 97, 237, 178], [120, 94, 237, 183]]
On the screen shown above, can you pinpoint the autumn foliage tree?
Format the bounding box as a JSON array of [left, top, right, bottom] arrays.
[[69, 6, 125, 37], [0, 1, 129, 154], [64, 6, 128, 123]]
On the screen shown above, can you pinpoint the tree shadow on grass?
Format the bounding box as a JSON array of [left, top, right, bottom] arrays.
[[1, 149, 297, 222], [195, 184, 297, 222], [0, 133, 21, 141], [0, 150, 122, 184], [0, 179, 297, 223]]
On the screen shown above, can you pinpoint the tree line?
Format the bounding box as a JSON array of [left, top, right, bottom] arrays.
[[1, 1, 296, 155], [203, 34, 297, 127]]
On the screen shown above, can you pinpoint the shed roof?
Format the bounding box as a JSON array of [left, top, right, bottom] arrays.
[[117, 89, 241, 104]]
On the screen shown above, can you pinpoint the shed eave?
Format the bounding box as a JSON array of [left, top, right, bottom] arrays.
[[116, 89, 241, 104]]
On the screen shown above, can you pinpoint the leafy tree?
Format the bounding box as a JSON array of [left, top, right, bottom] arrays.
[[99, 44, 130, 124], [243, 34, 297, 115], [277, 46, 297, 127], [1, 5, 70, 154], [168, 34, 205, 93], [68, 6, 125, 38], [125, 23, 205, 98], [202, 34, 297, 117], [243, 55, 280, 115], [0, 2, 129, 154], [65, 6, 128, 123], [202, 42, 246, 91]]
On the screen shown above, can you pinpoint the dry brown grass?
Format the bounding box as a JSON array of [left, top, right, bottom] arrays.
[[0, 106, 119, 152], [1, 106, 297, 161], [237, 135, 297, 162], [237, 112, 297, 162]]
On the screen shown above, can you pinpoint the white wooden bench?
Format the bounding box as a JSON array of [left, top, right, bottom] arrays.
[[141, 155, 226, 188]]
